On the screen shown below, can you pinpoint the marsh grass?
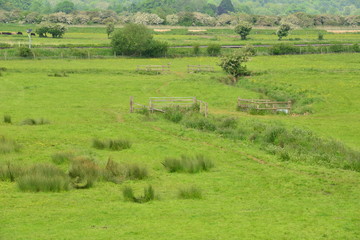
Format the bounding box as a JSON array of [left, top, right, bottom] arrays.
[[51, 151, 75, 165], [68, 157, 100, 189], [122, 185, 156, 203], [3, 115, 11, 124], [103, 159, 148, 183], [178, 186, 202, 199], [17, 164, 69, 192], [92, 138, 132, 151], [0, 162, 25, 182], [0, 136, 20, 154], [162, 155, 214, 173], [21, 118, 50, 125]]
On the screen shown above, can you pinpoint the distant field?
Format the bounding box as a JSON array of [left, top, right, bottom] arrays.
[[0, 23, 359, 47], [0, 53, 359, 239]]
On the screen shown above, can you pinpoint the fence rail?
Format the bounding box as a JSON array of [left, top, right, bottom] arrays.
[[187, 65, 214, 73], [130, 96, 208, 117], [237, 98, 292, 114], [136, 64, 171, 73]]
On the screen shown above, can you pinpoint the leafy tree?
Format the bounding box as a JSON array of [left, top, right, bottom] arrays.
[[219, 51, 250, 83], [276, 24, 291, 40], [111, 23, 167, 57], [35, 23, 66, 38], [234, 21, 252, 40], [217, 0, 235, 15], [54, 0, 74, 14], [106, 22, 115, 38]]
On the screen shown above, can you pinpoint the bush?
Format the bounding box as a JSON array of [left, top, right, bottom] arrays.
[[318, 32, 324, 40], [207, 44, 221, 56], [193, 44, 200, 55], [111, 23, 168, 57], [122, 185, 156, 203], [162, 155, 214, 173], [178, 186, 202, 199], [277, 24, 291, 40], [353, 44, 360, 53], [234, 22, 252, 40], [219, 51, 250, 82], [17, 164, 69, 192], [92, 138, 132, 151], [51, 151, 74, 165], [3, 115, 11, 124], [0, 162, 25, 182], [0, 136, 20, 154], [329, 44, 345, 53], [18, 46, 33, 58], [20, 118, 49, 125], [68, 157, 100, 189], [269, 44, 300, 55]]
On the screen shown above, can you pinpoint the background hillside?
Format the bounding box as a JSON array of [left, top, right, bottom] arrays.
[[1, 0, 359, 16]]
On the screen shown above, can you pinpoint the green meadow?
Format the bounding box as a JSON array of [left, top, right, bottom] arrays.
[[0, 53, 360, 239]]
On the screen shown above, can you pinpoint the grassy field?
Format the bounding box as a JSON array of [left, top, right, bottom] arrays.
[[0, 54, 360, 239], [0, 23, 359, 47]]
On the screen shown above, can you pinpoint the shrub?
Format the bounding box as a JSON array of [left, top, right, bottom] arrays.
[[162, 155, 214, 173], [318, 32, 324, 40], [207, 44, 221, 56], [0, 162, 25, 182], [0, 136, 20, 154], [234, 21, 252, 40], [182, 115, 217, 131], [329, 44, 345, 53], [219, 51, 250, 82], [17, 164, 69, 192], [122, 185, 156, 203], [143, 40, 168, 57], [51, 151, 74, 165], [3, 115, 11, 124], [18, 46, 33, 58], [353, 44, 360, 53], [269, 44, 300, 55], [92, 138, 132, 151], [178, 186, 202, 199], [193, 44, 200, 55], [68, 157, 100, 189], [103, 159, 148, 184], [277, 24, 291, 40], [21, 118, 49, 125]]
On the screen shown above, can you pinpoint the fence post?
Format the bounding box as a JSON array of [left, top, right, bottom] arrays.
[[130, 96, 134, 113], [193, 97, 197, 104], [288, 101, 292, 114], [205, 102, 208, 118], [88, 51, 90, 59], [150, 99, 154, 113], [4, 51, 7, 60]]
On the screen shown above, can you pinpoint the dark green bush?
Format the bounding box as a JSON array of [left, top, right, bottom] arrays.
[[17, 46, 33, 58], [269, 44, 300, 55], [329, 44, 345, 53], [207, 44, 221, 56], [3, 115, 11, 124], [17, 164, 69, 192], [193, 44, 200, 55]]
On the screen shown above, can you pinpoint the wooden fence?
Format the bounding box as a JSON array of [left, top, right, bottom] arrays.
[[237, 98, 292, 114], [136, 64, 170, 73], [130, 96, 208, 117], [187, 65, 214, 73]]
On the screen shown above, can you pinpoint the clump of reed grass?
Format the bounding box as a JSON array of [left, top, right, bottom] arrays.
[[0, 136, 21, 154], [92, 138, 131, 151], [122, 185, 156, 203], [21, 118, 49, 125], [178, 186, 203, 199], [103, 159, 148, 184], [17, 164, 69, 192], [0, 162, 25, 182], [51, 151, 75, 165], [68, 156, 100, 189], [162, 155, 214, 173], [3, 115, 11, 124]]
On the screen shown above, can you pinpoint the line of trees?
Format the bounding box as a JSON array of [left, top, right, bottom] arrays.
[[0, 10, 359, 27]]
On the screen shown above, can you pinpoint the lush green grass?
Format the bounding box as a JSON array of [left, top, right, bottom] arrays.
[[0, 54, 359, 239]]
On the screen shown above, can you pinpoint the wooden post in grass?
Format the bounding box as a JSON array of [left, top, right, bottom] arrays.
[[130, 96, 134, 113], [88, 51, 90, 59], [4, 51, 7, 60], [193, 97, 197, 104], [205, 102, 208, 118]]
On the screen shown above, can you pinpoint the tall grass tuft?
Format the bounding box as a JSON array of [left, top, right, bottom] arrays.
[[162, 155, 214, 173], [21, 118, 49, 125], [0, 162, 25, 182], [3, 115, 11, 124], [0, 136, 21, 154], [178, 186, 202, 199], [17, 164, 69, 192], [51, 151, 75, 165], [122, 185, 156, 203], [68, 157, 100, 189], [92, 138, 132, 151], [103, 159, 148, 183]]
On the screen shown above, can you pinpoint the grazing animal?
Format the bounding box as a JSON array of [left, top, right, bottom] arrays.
[[17, 32, 23, 35], [30, 33, 35, 36], [11, 32, 16, 35], [1, 32, 11, 35]]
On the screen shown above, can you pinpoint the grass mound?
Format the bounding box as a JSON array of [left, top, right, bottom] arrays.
[[51, 151, 75, 165], [68, 157, 100, 189], [162, 155, 214, 173], [0, 136, 21, 154], [0, 162, 25, 182], [122, 185, 156, 203], [17, 164, 69, 192], [92, 138, 132, 151], [104, 159, 148, 184]]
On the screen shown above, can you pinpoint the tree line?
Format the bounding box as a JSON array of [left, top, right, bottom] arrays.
[[0, 10, 359, 27]]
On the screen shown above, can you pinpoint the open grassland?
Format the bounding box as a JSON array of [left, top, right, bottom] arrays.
[[0, 23, 359, 47], [0, 54, 360, 239]]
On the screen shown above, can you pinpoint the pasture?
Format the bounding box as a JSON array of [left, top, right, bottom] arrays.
[[0, 53, 360, 239]]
